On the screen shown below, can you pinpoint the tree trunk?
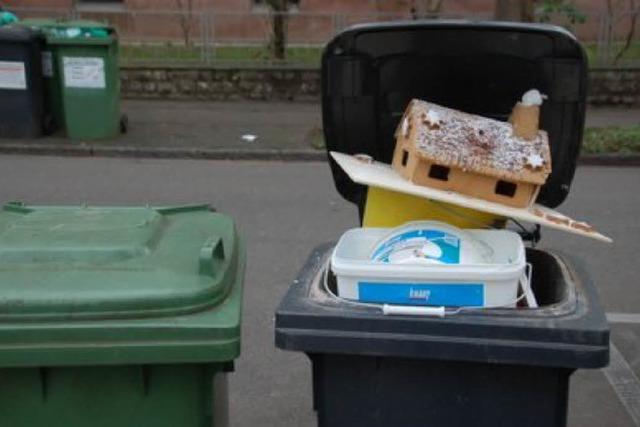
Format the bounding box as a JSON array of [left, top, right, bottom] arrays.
[[268, 0, 288, 60], [494, 0, 535, 22], [614, 0, 638, 63], [174, 0, 193, 47], [273, 10, 286, 59]]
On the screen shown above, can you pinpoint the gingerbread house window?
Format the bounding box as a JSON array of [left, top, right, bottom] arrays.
[[428, 164, 450, 181], [495, 180, 517, 198], [401, 150, 409, 167]]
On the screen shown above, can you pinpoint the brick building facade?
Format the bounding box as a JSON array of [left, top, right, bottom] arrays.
[[3, 0, 607, 15], [2, 1, 612, 44]]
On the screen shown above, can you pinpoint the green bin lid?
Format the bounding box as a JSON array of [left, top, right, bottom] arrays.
[[0, 202, 239, 321], [19, 19, 115, 45]]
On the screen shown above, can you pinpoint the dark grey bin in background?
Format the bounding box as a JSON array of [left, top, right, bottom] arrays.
[[275, 21, 609, 427], [0, 25, 45, 138]]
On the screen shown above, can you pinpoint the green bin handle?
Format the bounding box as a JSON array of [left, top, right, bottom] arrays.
[[199, 236, 226, 277]]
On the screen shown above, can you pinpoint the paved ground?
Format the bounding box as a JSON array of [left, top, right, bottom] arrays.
[[584, 107, 640, 129], [0, 155, 638, 426], [119, 100, 323, 151], [0, 100, 323, 152], [0, 100, 637, 155]]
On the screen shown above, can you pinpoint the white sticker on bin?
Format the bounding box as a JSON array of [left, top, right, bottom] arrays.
[[63, 57, 105, 89], [0, 61, 27, 90]]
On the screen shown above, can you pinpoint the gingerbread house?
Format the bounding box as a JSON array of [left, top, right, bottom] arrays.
[[391, 95, 552, 208]]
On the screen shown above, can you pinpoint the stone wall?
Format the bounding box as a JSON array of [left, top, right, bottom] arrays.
[[121, 66, 640, 106], [588, 68, 640, 106], [121, 67, 320, 102]]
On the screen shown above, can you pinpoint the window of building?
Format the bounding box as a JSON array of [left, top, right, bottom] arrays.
[[252, 0, 300, 12], [76, 0, 125, 12]]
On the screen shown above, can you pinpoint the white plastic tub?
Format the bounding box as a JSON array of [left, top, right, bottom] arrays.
[[331, 223, 526, 308]]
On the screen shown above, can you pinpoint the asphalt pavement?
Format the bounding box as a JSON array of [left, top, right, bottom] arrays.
[[0, 155, 638, 426]]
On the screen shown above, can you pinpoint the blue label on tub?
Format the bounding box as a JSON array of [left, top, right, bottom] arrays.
[[371, 229, 461, 264], [358, 282, 484, 306]]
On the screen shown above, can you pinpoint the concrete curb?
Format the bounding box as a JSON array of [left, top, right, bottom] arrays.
[[578, 154, 640, 166], [0, 144, 328, 162], [0, 143, 639, 165]]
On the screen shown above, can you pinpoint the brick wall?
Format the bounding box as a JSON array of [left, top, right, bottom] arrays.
[[120, 65, 640, 106]]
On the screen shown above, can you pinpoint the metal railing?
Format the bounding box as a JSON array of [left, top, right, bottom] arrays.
[[8, 6, 640, 68], [594, 8, 640, 67]]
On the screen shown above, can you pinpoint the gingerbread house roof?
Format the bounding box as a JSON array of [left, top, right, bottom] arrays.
[[397, 99, 552, 185]]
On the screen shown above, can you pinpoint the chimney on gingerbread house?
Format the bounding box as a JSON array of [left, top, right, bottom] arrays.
[[509, 89, 547, 140]]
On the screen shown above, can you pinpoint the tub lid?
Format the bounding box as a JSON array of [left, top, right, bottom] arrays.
[[322, 21, 588, 210], [0, 202, 240, 320], [370, 221, 492, 265]]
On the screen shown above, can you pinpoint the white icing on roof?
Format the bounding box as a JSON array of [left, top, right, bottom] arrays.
[[402, 99, 552, 184]]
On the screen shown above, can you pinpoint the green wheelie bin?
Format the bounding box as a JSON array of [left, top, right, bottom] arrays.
[[0, 202, 245, 427], [20, 20, 122, 139]]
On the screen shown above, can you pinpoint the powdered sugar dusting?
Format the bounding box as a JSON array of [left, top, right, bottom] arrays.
[[409, 100, 551, 184]]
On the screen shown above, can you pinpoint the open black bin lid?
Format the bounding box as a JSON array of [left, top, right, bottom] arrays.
[[322, 21, 588, 209]]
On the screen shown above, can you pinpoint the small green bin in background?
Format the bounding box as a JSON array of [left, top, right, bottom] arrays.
[[20, 19, 122, 139], [0, 202, 245, 427]]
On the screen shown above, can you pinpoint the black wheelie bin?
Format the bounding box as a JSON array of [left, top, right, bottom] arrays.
[[0, 25, 45, 138], [275, 21, 609, 427]]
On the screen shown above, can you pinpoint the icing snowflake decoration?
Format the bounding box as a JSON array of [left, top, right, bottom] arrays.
[[425, 110, 441, 125], [525, 153, 545, 169]]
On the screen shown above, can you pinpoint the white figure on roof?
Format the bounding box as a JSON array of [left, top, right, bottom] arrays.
[[521, 89, 547, 106]]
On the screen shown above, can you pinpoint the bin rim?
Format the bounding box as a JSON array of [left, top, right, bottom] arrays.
[[275, 242, 610, 369]]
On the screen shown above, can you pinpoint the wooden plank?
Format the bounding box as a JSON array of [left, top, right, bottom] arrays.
[[331, 152, 612, 243]]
